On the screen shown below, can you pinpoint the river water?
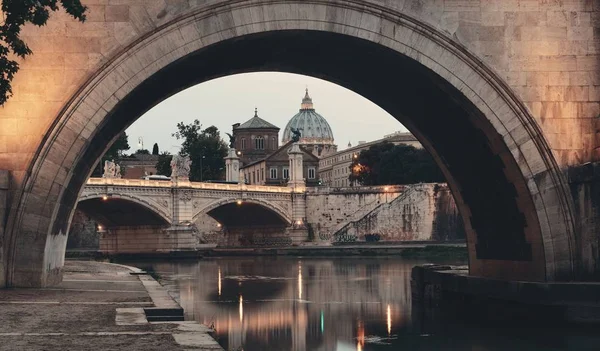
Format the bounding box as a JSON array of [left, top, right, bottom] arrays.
[[125, 256, 600, 351]]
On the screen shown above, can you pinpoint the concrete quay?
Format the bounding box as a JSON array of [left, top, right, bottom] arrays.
[[0, 261, 223, 351], [412, 265, 600, 324]]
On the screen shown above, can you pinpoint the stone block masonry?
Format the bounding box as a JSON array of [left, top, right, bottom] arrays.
[[0, 170, 8, 287], [320, 184, 464, 243]]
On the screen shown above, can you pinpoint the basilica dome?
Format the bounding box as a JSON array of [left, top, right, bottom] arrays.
[[282, 89, 335, 146]]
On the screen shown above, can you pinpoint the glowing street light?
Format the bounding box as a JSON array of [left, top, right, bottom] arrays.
[[236, 200, 243, 205], [102, 195, 108, 201]]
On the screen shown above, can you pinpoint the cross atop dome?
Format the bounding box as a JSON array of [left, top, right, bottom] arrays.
[[301, 88, 314, 110]]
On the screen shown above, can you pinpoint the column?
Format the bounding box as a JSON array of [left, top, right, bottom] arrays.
[[287, 143, 306, 191]]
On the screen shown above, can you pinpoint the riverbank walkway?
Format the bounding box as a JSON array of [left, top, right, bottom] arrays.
[[0, 261, 223, 350]]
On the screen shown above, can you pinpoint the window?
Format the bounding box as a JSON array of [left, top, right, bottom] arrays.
[[308, 167, 316, 179], [272, 137, 276, 149], [283, 167, 289, 179], [270, 167, 277, 179], [241, 138, 246, 150], [255, 136, 264, 150], [252, 171, 256, 184], [261, 168, 264, 181]]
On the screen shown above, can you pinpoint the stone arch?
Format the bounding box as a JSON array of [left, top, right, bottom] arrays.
[[77, 193, 172, 225], [193, 198, 293, 226], [4, 0, 576, 287]]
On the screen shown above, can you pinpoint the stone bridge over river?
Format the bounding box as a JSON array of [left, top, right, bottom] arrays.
[[0, 0, 599, 287], [77, 178, 461, 253]]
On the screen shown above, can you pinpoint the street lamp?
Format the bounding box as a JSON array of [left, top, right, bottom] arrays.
[[200, 155, 206, 182]]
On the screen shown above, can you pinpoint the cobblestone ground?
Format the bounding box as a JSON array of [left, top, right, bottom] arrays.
[[0, 261, 222, 350]]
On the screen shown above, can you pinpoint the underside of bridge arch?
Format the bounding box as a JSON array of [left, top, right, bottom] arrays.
[[207, 202, 289, 229], [76, 198, 170, 228], [4, 2, 577, 287]]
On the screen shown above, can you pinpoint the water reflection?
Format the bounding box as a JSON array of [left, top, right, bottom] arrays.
[[130, 257, 600, 351]]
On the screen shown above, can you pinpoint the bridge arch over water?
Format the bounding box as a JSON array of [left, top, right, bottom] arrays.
[[77, 193, 172, 227], [194, 198, 293, 228], [3, 0, 591, 287]]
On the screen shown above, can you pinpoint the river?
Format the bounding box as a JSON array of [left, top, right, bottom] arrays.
[[123, 256, 600, 351]]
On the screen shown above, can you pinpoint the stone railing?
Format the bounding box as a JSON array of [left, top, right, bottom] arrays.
[[86, 178, 293, 193]]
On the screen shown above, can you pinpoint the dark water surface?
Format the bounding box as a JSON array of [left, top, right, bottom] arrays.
[[124, 257, 600, 351]]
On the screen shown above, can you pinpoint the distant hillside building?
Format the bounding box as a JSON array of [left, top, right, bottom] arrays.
[[241, 141, 320, 186], [118, 154, 159, 179], [319, 132, 421, 187]]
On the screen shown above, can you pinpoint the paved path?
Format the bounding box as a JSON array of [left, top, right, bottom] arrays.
[[0, 261, 223, 351]]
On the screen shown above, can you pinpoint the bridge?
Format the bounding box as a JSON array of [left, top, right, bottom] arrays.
[[79, 177, 310, 251], [0, 0, 599, 287]]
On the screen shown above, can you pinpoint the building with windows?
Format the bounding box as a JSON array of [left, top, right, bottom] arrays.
[[241, 141, 320, 186], [281, 89, 337, 158], [232, 108, 280, 166], [319, 132, 421, 187]]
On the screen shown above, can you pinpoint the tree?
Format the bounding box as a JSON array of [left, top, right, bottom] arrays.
[[135, 149, 150, 155], [1, 1, 87, 105], [173, 120, 228, 181], [349, 143, 445, 186], [152, 143, 159, 155], [155, 152, 172, 177], [91, 132, 130, 177]]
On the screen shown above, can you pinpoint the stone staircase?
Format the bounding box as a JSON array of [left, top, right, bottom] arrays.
[[332, 185, 426, 242]]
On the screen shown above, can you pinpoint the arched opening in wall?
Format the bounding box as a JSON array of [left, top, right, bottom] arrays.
[[6, 20, 575, 288], [58, 30, 544, 281], [206, 201, 291, 247]]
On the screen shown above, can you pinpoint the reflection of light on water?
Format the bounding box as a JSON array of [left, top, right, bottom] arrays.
[[298, 262, 302, 300], [218, 267, 222, 297], [320, 310, 324, 333], [387, 304, 391, 335], [357, 320, 365, 351], [239, 295, 243, 323]]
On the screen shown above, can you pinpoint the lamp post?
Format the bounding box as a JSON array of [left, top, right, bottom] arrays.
[[138, 137, 145, 177], [200, 155, 206, 181]]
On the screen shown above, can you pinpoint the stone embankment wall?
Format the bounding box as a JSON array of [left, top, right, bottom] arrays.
[[329, 184, 464, 242], [305, 186, 404, 240], [99, 226, 195, 253]]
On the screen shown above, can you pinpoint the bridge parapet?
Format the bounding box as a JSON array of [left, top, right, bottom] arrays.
[[86, 178, 295, 193]]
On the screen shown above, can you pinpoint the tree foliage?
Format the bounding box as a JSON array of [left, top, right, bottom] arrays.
[[152, 143, 159, 155], [91, 132, 130, 177], [155, 152, 172, 177], [0, 0, 87, 105], [173, 120, 228, 182], [135, 149, 150, 155], [349, 142, 445, 186]]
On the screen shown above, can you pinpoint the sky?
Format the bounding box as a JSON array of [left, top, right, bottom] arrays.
[[126, 72, 407, 154]]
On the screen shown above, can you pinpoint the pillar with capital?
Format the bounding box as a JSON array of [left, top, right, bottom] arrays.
[[225, 148, 240, 183]]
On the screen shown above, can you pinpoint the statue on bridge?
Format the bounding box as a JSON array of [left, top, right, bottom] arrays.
[[102, 159, 121, 179], [170, 155, 192, 181], [225, 133, 236, 148], [290, 128, 301, 143]]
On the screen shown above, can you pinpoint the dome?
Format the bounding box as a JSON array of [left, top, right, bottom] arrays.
[[282, 89, 335, 145]]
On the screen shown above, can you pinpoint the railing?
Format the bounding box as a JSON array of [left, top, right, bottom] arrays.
[[86, 178, 294, 193]]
